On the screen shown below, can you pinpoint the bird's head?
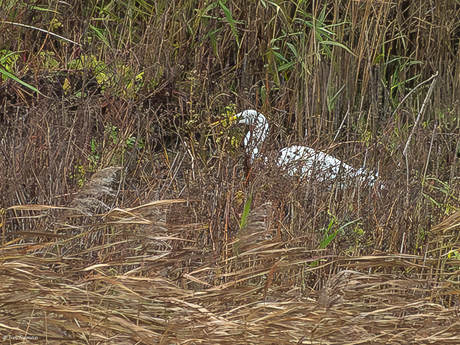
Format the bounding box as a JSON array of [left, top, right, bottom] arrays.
[[234, 109, 267, 127]]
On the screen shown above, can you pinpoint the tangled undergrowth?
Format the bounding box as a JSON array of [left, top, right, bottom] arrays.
[[2, 152, 460, 344], [2, 0, 460, 343]]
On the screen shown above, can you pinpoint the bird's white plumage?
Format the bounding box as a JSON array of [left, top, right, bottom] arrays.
[[237, 109, 269, 162], [236, 109, 377, 185]]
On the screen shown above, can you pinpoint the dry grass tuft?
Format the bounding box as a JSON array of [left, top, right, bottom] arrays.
[[68, 166, 122, 216]]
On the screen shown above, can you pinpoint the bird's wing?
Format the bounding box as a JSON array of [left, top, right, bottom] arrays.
[[278, 145, 356, 179]]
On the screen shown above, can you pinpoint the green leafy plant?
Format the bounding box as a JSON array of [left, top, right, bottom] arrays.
[[88, 138, 101, 170], [0, 49, 41, 94], [234, 193, 252, 256], [69, 163, 87, 187], [318, 217, 339, 250], [104, 124, 139, 165], [311, 216, 361, 267], [67, 54, 144, 97]]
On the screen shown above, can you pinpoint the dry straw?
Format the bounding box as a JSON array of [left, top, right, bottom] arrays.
[[1, 166, 459, 343]]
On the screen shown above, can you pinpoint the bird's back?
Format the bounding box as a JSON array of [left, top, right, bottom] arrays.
[[278, 145, 366, 183]]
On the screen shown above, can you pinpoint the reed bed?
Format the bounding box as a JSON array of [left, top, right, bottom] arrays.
[[1, 0, 460, 343]]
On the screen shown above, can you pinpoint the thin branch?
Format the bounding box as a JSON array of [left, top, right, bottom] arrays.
[[402, 72, 438, 157], [2, 21, 82, 47]]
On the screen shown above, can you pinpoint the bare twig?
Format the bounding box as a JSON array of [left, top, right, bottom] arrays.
[[402, 72, 438, 157], [1, 21, 82, 46]]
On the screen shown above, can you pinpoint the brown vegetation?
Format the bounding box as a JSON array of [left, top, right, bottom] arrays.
[[1, 0, 460, 343]]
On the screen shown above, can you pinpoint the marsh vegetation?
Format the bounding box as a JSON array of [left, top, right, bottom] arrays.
[[1, 0, 460, 343]]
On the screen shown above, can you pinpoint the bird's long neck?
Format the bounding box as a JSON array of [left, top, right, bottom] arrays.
[[244, 121, 269, 162]]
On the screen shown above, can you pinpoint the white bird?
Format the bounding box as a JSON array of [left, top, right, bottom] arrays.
[[236, 109, 377, 186]]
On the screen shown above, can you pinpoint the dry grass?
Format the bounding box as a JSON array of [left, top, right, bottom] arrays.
[[2, 0, 460, 343], [1, 259, 458, 344], [1, 167, 459, 344]]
